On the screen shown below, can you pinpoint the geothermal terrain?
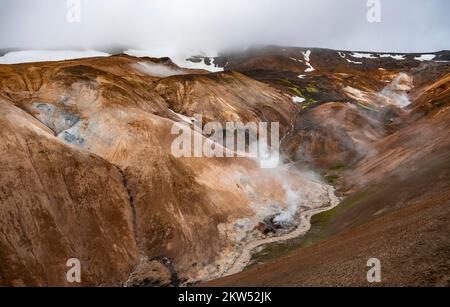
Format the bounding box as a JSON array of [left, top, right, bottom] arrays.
[[0, 46, 449, 286]]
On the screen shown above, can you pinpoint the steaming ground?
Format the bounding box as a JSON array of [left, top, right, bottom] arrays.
[[175, 123, 339, 283], [0, 45, 449, 286], [344, 72, 414, 109], [221, 186, 339, 278], [132, 62, 189, 77], [192, 162, 338, 282], [379, 73, 413, 108]]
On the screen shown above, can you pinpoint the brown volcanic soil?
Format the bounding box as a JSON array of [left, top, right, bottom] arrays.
[[0, 99, 139, 286], [1, 47, 449, 286], [0, 53, 323, 286], [204, 145, 450, 286], [203, 66, 450, 287], [205, 172, 450, 287], [206, 117, 450, 286], [154, 71, 295, 127], [284, 102, 385, 168]]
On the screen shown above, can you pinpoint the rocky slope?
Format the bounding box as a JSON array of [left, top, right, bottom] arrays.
[[204, 47, 450, 286], [0, 52, 330, 286], [0, 46, 449, 286]]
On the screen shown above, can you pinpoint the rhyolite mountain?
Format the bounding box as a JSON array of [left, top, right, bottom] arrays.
[[0, 46, 449, 286]]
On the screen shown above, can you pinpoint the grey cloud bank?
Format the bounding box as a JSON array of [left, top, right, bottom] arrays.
[[0, 0, 449, 54]]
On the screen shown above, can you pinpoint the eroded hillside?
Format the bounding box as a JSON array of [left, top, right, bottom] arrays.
[[204, 47, 450, 286], [0, 47, 449, 286]]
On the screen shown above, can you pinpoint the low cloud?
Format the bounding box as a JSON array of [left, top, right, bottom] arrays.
[[0, 0, 449, 54]]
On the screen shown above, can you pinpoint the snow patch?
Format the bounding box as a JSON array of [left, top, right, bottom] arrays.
[[186, 57, 224, 72], [346, 52, 406, 61], [346, 59, 363, 65], [414, 54, 436, 61], [290, 57, 303, 63], [302, 50, 312, 62], [125, 49, 223, 72], [292, 96, 306, 104], [351, 52, 377, 59], [0, 50, 110, 64], [302, 50, 315, 72], [380, 54, 405, 60], [304, 63, 315, 72]]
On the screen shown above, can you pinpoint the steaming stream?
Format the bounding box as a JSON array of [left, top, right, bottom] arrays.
[[191, 180, 340, 284], [214, 72, 412, 282], [222, 185, 340, 277]]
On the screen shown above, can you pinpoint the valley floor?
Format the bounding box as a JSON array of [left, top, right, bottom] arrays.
[[204, 151, 450, 286]]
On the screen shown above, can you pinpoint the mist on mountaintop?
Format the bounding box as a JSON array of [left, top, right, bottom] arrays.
[[0, 0, 449, 55]]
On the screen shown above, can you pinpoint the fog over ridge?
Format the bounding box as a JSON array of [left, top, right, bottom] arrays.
[[0, 0, 449, 54]]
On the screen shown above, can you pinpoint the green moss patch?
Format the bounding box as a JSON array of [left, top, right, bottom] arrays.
[[290, 86, 304, 97], [434, 101, 446, 108], [324, 175, 340, 185]]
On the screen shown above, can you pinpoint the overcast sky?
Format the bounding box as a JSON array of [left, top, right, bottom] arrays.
[[0, 0, 449, 54]]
